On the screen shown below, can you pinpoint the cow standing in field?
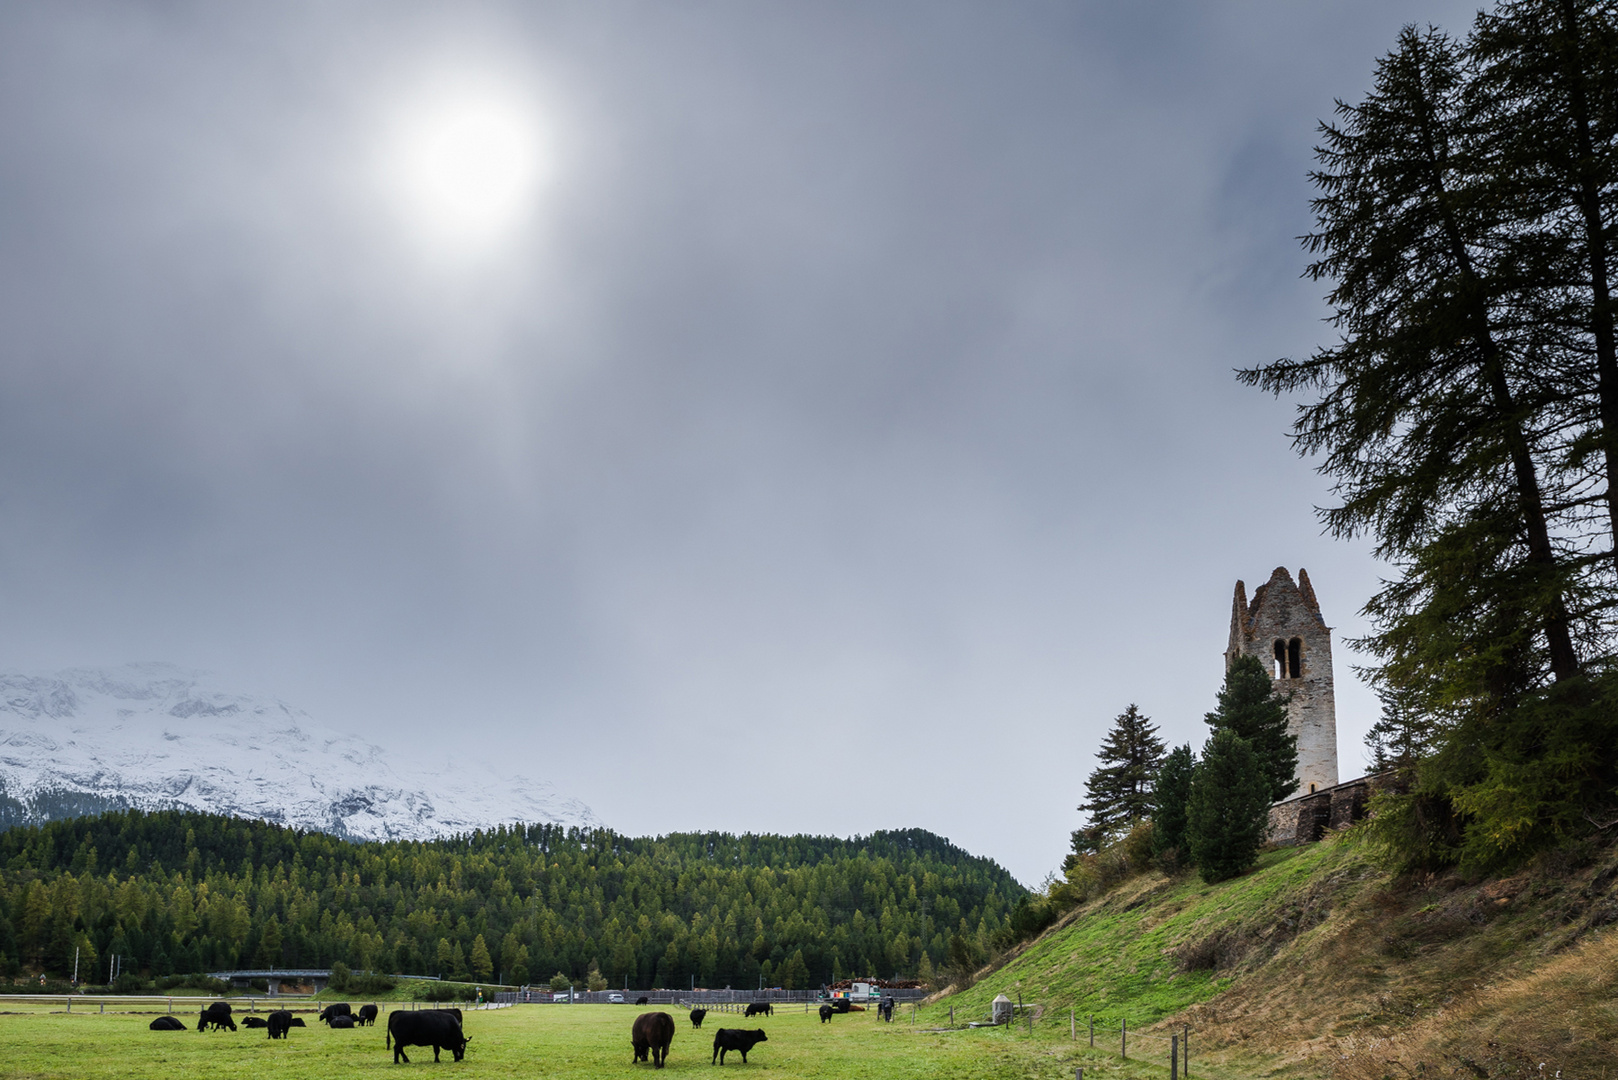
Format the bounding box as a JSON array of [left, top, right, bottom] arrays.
[[387, 1010, 470, 1063], [266, 1010, 293, 1039], [357, 1004, 379, 1026], [631, 1011, 675, 1068], [198, 1003, 236, 1032], [818, 1004, 834, 1023], [635, 996, 649, 1005], [712, 1028, 768, 1064], [689, 1008, 707, 1028], [743, 1002, 772, 1017], [149, 1016, 185, 1031]]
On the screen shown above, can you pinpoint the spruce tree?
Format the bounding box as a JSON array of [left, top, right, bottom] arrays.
[[1150, 744, 1197, 861], [1070, 705, 1166, 858], [1186, 730, 1271, 883], [1365, 685, 1433, 776], [1206, 655, 1298, 803]]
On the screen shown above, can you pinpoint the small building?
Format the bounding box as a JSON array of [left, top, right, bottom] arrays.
[[991, 994, 1013, 1025]]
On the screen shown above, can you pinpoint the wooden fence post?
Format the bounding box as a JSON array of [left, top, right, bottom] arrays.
[[1089, 1015, 1094, 1047], [1121, 1018, 1127, 1059], [1171, 1034, 1179, 1079], [1184, 1024, 1190, 1077], [1070, 1007, 1074, 1041]]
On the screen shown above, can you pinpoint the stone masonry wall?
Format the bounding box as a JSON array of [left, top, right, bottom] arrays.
[[1226, 567, 1339, 793]]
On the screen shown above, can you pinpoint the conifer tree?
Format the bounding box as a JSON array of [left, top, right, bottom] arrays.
[[1206, 655, 1298, 803], [471, 934, 494, 982], [1365, 685, 1433, 776], [1186, 730, 1271, 883], [1150, 744, 1197, 861], [1240, 6, 1618, 869], [1069, 705, 1166, 858]]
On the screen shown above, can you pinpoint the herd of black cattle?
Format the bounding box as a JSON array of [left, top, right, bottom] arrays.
[[145, 994, 900, 1067]]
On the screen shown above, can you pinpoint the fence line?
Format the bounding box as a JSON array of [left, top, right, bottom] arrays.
[[494, 987, 926, 1006]]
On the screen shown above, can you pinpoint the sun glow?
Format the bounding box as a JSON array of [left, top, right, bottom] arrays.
[[380, 77, 551, 257]]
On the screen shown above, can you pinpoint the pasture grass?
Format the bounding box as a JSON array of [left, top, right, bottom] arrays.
[[0, 1000, 1257, 1079]]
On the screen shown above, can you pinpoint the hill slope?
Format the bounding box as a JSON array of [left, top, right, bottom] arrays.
[[924, 835, 1618, 1078]]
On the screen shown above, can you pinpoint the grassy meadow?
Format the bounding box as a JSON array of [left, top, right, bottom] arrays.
[[0, 999, 1253, 1080]]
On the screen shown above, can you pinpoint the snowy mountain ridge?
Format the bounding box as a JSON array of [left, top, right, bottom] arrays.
[[0, 663, 597, 840]]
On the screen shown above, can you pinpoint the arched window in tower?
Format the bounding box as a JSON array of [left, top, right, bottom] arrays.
[[1273, 639, 1287, 678], [1288, 637, 1302, 679]]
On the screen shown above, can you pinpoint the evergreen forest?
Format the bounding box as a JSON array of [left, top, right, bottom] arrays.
[[0, 810, 1021, 990]]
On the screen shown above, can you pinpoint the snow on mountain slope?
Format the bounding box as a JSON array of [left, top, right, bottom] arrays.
[[0, 663, 597, 839]]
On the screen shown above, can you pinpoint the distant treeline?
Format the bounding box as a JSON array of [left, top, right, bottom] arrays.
[[0, 810, 1020, 989]]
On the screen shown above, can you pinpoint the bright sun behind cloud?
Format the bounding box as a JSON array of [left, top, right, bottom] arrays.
[[379, 76, 551, 258]]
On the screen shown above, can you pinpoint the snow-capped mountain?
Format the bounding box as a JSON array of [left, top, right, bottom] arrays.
[[0, 663, 598, 839]]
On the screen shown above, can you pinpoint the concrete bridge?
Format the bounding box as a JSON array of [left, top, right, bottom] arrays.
[[206, 969, 335, 993]]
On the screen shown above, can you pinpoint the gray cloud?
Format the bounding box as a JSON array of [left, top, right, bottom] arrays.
[[0, 1, 1480, 883]]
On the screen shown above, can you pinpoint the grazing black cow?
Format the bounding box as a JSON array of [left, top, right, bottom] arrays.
[[197, 1009, 237, 1032], [743, 1002, 772, 1018], [818, 1004, 833, 1023], [387, 1010, 470, 1064], [329, 1014, 357, 1029], [149, 1016, 185, 1031], [424, 1007, 463, 1023], [204, 1001, 233, 1017], [242, 1016, 268, 1028], [318, 1003, 352, 1025], [635, 996, 649, 1006], [711, 1028, 768, 1064], [631, 1011, 675, 1068], [266, 1010, 293, 1039], [357, 1004, 379, 1026], [689, 1008, 707, 1029]]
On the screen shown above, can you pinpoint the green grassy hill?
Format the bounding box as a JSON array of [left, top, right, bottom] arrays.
[[919, 834, 1618, 1078]]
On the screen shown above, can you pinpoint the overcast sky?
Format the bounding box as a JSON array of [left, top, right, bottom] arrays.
[[0, 1, 1483, 885]]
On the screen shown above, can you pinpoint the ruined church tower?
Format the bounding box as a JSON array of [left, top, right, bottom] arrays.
[[1226, 567, 1339, 794]]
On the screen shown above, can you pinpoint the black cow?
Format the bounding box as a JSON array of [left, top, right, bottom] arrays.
[[712, 1028, 768, 1064], [743, 1002, 772, 1017], [818, 1004, 834, 1023], [204, 1001, 233, 1017], [424, 1007, 463, 1023], [197, 1008, 237, 1032], [289, 1017, 307, 1027], [631, 1011, 675, 1068], [689, 1008, 707, 1028], [318, 1003, 352, 1025], [635, 996, 649, 1006], [387, 1010, 470, 1064], [149, 1016, 185, 1031], [266, 1010, 293, 1039], [329, 1014, 356, 1029], [357, 1004, 379, 1026], [242, 1016, 268, 1028]]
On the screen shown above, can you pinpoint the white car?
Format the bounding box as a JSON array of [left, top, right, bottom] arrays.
[[608, 992, 624, 1004]]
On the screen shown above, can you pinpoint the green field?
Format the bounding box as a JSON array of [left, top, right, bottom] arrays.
[[0, 1001, 1244, 1079]]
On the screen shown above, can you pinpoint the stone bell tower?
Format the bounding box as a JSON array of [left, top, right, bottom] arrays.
[[1225, 567, 1339, 795]]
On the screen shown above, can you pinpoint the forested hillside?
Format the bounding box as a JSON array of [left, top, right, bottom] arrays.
[[0, 810, 1020, 990]]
